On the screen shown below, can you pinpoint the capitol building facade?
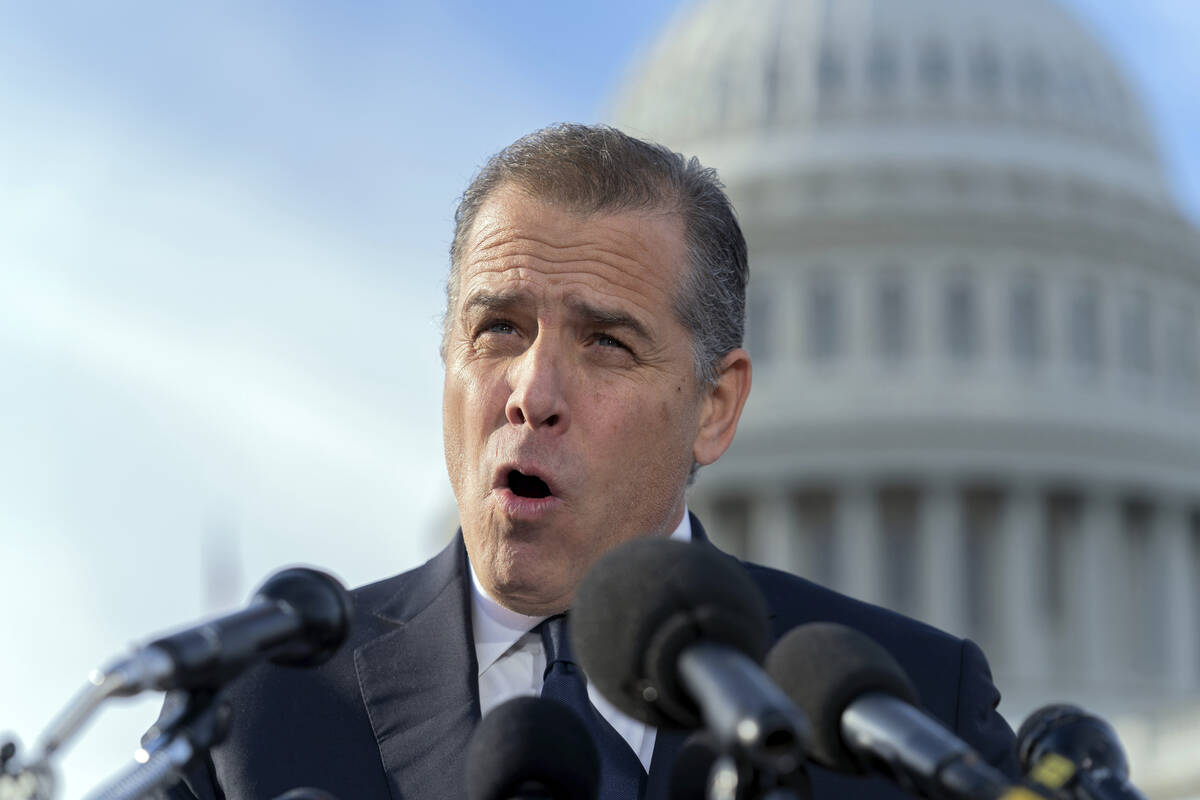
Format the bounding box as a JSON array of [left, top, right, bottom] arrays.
[[613, 0, 1200, 795]]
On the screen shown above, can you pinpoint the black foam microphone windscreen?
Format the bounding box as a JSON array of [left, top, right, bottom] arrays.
[[111, 567, 354, 694], [466, 696, 600, 800], [571, 538, 771, 729], [764, 622, 918, 771]]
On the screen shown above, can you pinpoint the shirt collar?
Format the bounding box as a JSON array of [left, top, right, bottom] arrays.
[[469, 508, 694, 677]]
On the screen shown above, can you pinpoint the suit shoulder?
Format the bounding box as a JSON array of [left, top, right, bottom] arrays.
[[742, 561, 958, 650], [741, 559, 1016, 771], [350, 569, 414, 615], [347, 536, 466, 632], [218, 557, 440, 707], [742, 562, 973, 715]]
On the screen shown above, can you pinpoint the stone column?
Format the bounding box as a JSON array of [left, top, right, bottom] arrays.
[[982, 266, 1004, 375], [1157, 500, 1198, 690], [748, 488, 798, 574], [999, 483, 1049, 680], [1077, 489, 1123, 685], [778, 272, 803, 362], [845, 267, 868, 371], [918, 480, 965, 636], [916, 268, 940, 376], [837, 482, 881, 605]]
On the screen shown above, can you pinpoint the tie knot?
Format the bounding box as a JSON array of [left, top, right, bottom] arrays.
[[538, 613, 574, 671]]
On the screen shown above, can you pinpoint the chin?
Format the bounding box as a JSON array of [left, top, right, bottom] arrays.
[[492, 573, 575, 615], [505, 593, 573, 617], [481, 542, 575, 610]]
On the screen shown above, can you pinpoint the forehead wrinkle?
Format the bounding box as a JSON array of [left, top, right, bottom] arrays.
[[472, 206, 671, 248], [466, 219, 521, 257], [464, 267, 667, 329], [458, 194, 687, 337], [468, 209, 677, 271], [468, 241, 676, 303], [475, 231, 667, 275], [466, 183, 684, 259]]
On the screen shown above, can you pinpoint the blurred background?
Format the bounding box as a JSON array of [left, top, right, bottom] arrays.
[[1, 0, 1197, 797]]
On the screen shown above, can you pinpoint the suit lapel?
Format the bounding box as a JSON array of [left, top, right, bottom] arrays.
[[355, 535, 481, 800], [350, 518, 769, 800], [645, 728, 687, 799], [689, 512, 779, 627]]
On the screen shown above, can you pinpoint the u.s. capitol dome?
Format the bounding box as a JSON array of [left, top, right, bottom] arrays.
[[614, 0, 1200, 795]]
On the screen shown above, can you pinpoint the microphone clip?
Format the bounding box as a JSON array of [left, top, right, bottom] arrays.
[[83, 689, 232, 800], [0, 738, 55, 800]]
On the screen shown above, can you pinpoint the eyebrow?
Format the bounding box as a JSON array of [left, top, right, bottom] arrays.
[[460, 290, 652, 342], [461, 289, 525, 316], [564, 297, 652, 342]]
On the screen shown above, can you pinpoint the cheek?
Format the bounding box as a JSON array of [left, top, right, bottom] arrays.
[[659, 396, 676, 425], [597, 391, 697, 469], [446, 365, 500, 424], [443, 368, 496, 478], [658, 381, 700, 433], [442, 377, 467, 493]]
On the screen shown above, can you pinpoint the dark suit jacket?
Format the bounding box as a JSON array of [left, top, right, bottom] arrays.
[[170, 515, 1016, 799]]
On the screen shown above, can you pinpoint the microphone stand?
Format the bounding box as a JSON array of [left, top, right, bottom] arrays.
[[0, 650, 182, 800], [689, 737, 812, 800], [1, 663, 224, 800], [0, 739, 56, 800], [83, 689, 230, 800]]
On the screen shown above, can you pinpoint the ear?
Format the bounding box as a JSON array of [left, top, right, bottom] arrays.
[[693, 348, 752, 466]]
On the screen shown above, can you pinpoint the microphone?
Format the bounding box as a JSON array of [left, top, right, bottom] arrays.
[[1017, 704, 1147, 800], [765, 623, 1018, 800], [105, 566, 353, 694], [571, 538, 810, 775], [30, 568, 350, 786], [36, 568, 353, 778], [669, 730, 812, 800], [466, 696, 600, 800], [81, 566, 352, 704]]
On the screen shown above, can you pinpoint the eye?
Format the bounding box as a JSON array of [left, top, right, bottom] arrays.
[[592, 332, 630, 351], [469, 319, 524, 353], [477, 319, 516, 336]]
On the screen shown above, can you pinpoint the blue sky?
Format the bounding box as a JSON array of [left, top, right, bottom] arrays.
[[1, 0, 1195, 795]]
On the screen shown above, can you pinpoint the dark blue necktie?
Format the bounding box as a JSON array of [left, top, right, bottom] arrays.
[[538, 614, 647, 799]]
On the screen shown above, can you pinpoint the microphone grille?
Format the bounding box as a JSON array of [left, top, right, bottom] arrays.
[[254, 567, 353, 668], [765, 622, 917, 772], [1016, 703, 1129, 781], [466, 696, 600, 800], [571, 538, 770, 729]]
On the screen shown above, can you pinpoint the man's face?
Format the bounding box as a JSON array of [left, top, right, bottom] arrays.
[[442, 185, 706, 615]]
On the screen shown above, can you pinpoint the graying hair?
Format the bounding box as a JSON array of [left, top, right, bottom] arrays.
[[443, 123, 747, 389]]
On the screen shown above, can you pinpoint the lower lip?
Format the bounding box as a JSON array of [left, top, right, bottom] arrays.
[[493, 487, 561, 520]]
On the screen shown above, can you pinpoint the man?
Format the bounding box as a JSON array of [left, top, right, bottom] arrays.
[[169, 124, 1016, 799]]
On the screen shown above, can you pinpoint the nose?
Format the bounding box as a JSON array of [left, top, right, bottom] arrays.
[[505, 338, 570, 432]]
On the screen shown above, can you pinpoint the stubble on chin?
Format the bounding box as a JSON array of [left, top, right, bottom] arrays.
[[462, 519, 558, 609]]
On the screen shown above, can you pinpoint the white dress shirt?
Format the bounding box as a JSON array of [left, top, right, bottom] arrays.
[[470, 510, 694, 772]]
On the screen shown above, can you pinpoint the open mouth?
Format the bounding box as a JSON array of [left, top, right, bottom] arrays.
[[507, 469, 552, 499]]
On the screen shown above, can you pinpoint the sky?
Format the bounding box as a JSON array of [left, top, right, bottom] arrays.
[[0, 0, 1196, 796]]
